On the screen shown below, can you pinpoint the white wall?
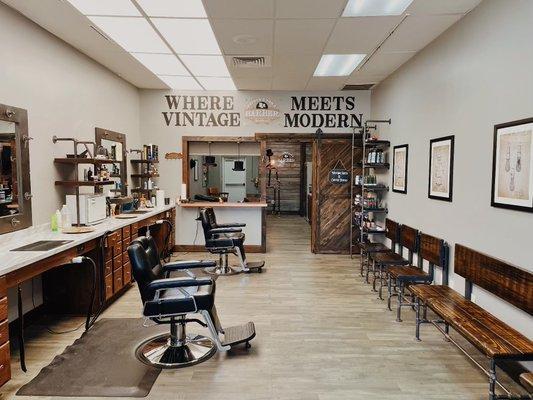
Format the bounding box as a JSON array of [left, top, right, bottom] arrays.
[[139, 90, 370, 245], [0, 3, 141, 226], [0, 3, 141, 319], [371, 0, 533, 335]]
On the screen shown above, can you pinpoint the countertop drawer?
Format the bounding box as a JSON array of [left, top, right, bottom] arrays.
[[113, 254, 122, 271], [105, 274, 113, 300], [0, 298, 7, 322], [0, 320, 8, 345], [0, 341, 11, 387], [122, 225, 131, 238], [0, 276, 6, 298], [123, 261, 132, 284], [104, 259, 113, 276], [113, 268, 123, 292]]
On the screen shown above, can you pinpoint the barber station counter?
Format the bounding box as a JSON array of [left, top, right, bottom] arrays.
[[177, 201, 267, 253]]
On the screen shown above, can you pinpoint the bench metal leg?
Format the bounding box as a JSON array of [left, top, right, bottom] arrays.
[[378, 266, 386, 300], [371, 261, 378, 292], [489, 359, 497, 400], [415, 297, 421, 341], [387, 276, 393, 310], [396, 282, 404, 322]]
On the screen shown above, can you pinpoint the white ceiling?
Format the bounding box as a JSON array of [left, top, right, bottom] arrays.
[[2, 0, 483, 91]]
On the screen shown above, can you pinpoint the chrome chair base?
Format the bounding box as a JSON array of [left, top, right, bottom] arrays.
[[204, 265, 241, 276], [136, 333, 216, 369]]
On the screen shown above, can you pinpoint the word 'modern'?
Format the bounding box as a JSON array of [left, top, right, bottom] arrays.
[[284, 96, 362, 128]]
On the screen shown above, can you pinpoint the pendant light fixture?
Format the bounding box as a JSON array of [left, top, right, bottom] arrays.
[[233, 142, 245, 171]]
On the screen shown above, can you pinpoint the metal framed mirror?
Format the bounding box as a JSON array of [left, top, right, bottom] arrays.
[[0, 103, 32, 234], [95, 127, 128, 197]]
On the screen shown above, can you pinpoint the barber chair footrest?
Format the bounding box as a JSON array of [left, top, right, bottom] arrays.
[[221, 321, 256, 348], [244, 261, 265, 273], [136, 333, 216, 369]]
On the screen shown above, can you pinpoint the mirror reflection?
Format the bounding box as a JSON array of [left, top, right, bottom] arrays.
[[99, 137, 125, 197], [188, 155, 260, 202], [0, 121, 19, 217]]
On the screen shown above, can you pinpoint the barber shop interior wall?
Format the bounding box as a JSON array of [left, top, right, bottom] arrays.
[[139, 90, 371, 245], [0, 3, 141, 319], [371, 0, 533, 334], [0, 3, 142, 226]]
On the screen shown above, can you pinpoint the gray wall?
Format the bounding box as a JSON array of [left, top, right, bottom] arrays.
[[0, 3, 141, 319], [371, 0, 533, 335]]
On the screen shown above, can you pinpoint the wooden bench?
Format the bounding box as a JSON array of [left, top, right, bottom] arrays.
[[410, 245, 533, 400], [387, 232, 448, 322]]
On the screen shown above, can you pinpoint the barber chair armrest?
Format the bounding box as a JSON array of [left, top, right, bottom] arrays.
[[209, 227, 242, 234], [163, 260, 217, 272], [147, 277, 213, 292], [216, 222, 246, 228]]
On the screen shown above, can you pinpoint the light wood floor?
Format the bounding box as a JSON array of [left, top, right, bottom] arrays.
[[3, 215, 501, 399]]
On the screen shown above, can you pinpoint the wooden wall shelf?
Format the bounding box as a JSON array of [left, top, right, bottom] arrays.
[[54, 158, 115, 164], [54, 180, 115, 187], [130, 159, 159, 164], [130, 173, 160, 178]]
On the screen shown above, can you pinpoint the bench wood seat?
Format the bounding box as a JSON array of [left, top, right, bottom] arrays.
[[360, 242, 390, 253], [519, 372, 533, 392], [389, 265, 430, 280], [372, 252, 409, 265], [410, 285, 533, 359]]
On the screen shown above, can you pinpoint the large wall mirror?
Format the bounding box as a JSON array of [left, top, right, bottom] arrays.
[[0, 103, 32, 234], [95, 127, 127, 197]]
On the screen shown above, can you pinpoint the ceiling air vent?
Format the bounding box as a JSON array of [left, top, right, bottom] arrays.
[[231, 56, 270, 68]]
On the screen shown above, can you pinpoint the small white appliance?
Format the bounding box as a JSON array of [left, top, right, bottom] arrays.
[[66, 194, 107, 225]]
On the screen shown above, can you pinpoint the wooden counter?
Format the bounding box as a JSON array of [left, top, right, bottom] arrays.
[[179, 201, 267, 208]]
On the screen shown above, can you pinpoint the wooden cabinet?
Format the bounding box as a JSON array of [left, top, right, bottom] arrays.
[[0, 341, 11, 387], [0, 280, 9, 386]]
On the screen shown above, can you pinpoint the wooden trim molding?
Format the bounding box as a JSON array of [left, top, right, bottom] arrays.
[[173, 245, 264, 254]]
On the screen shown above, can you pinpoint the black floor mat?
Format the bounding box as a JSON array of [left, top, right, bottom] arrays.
[[17, 318, 166, 397]]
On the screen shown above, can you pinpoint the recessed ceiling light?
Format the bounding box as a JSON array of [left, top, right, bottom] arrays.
[[151, 18, 221, 55], [180, 55, 230, 77], [131, 53, 190, 76], [314, 54, 366, 76], [158, 75, 203, 90], [197, 77, 236, 91], [136, 0, 207, 18], [343, 0, 414, 16], [89, 16, 170, 53], [66, 0, 141, 16]]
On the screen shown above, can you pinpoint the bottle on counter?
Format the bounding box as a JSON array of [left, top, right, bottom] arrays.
[[61, 204, 71, 229], [55, 209, 62, 230]]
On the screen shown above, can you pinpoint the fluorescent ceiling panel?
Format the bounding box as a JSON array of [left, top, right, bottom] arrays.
[[136, 0, 207, 17], [152, 18, 221, 55], [180, 55, 230, 77], [197, 77, 236, 90], [89, 16, 170, 53], [66, 0, 141, 16], [131, 53, 190, 76], [343, 0, 414, 16], [158, 75, 203, 89], [314, 54, 366, 76]]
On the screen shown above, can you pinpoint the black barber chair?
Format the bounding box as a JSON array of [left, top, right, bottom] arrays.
[[198, 207, 265, 275], [128, 236, 256, 368]]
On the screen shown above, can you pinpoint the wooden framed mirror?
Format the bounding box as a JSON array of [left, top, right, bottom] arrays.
[[95, 127, 127, 197], [0, 103, 32, 234]]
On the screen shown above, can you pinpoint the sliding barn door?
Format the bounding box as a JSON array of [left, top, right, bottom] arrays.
[[312, 138, 354, 254]]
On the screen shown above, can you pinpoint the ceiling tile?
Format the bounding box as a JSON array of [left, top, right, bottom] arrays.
[[272, 54, 321, 76], [380, 14, 462, 52], [66, 0, 141, 16], [271, 74, 309, 90], [152, 18, 221, 55], [158, 75, 203, 89], [131, 53, 189, 75], [275, 0, 346, 18], [181, 55, 230, 77], [88, 16, 170, 53], [406, 0, 482, 15], [325, 16, 402, 54], [228, 59, 273, 79], [358, 51, 415, 76], [234, 77, 272, 90], [197, 76, 236, 90], [306, 76, 347, 90], [136, 0, 207, 18], [275, 19, 336, 55], [203, 0, 274, 19], [211, 19, 274, 55], [345, 73, 386, 84]]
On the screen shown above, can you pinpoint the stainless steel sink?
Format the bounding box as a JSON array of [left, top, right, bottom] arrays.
[[11, 240, 73, 251], [127, 210, 150, 214]]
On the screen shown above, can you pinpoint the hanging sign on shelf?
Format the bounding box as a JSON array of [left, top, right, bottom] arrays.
[[329, 160, 350, 184]]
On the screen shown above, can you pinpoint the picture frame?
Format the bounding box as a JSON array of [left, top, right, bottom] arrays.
[[392, 144, 408, 194], [428, 135, 455, 202], [491, 117, 533, 212]]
